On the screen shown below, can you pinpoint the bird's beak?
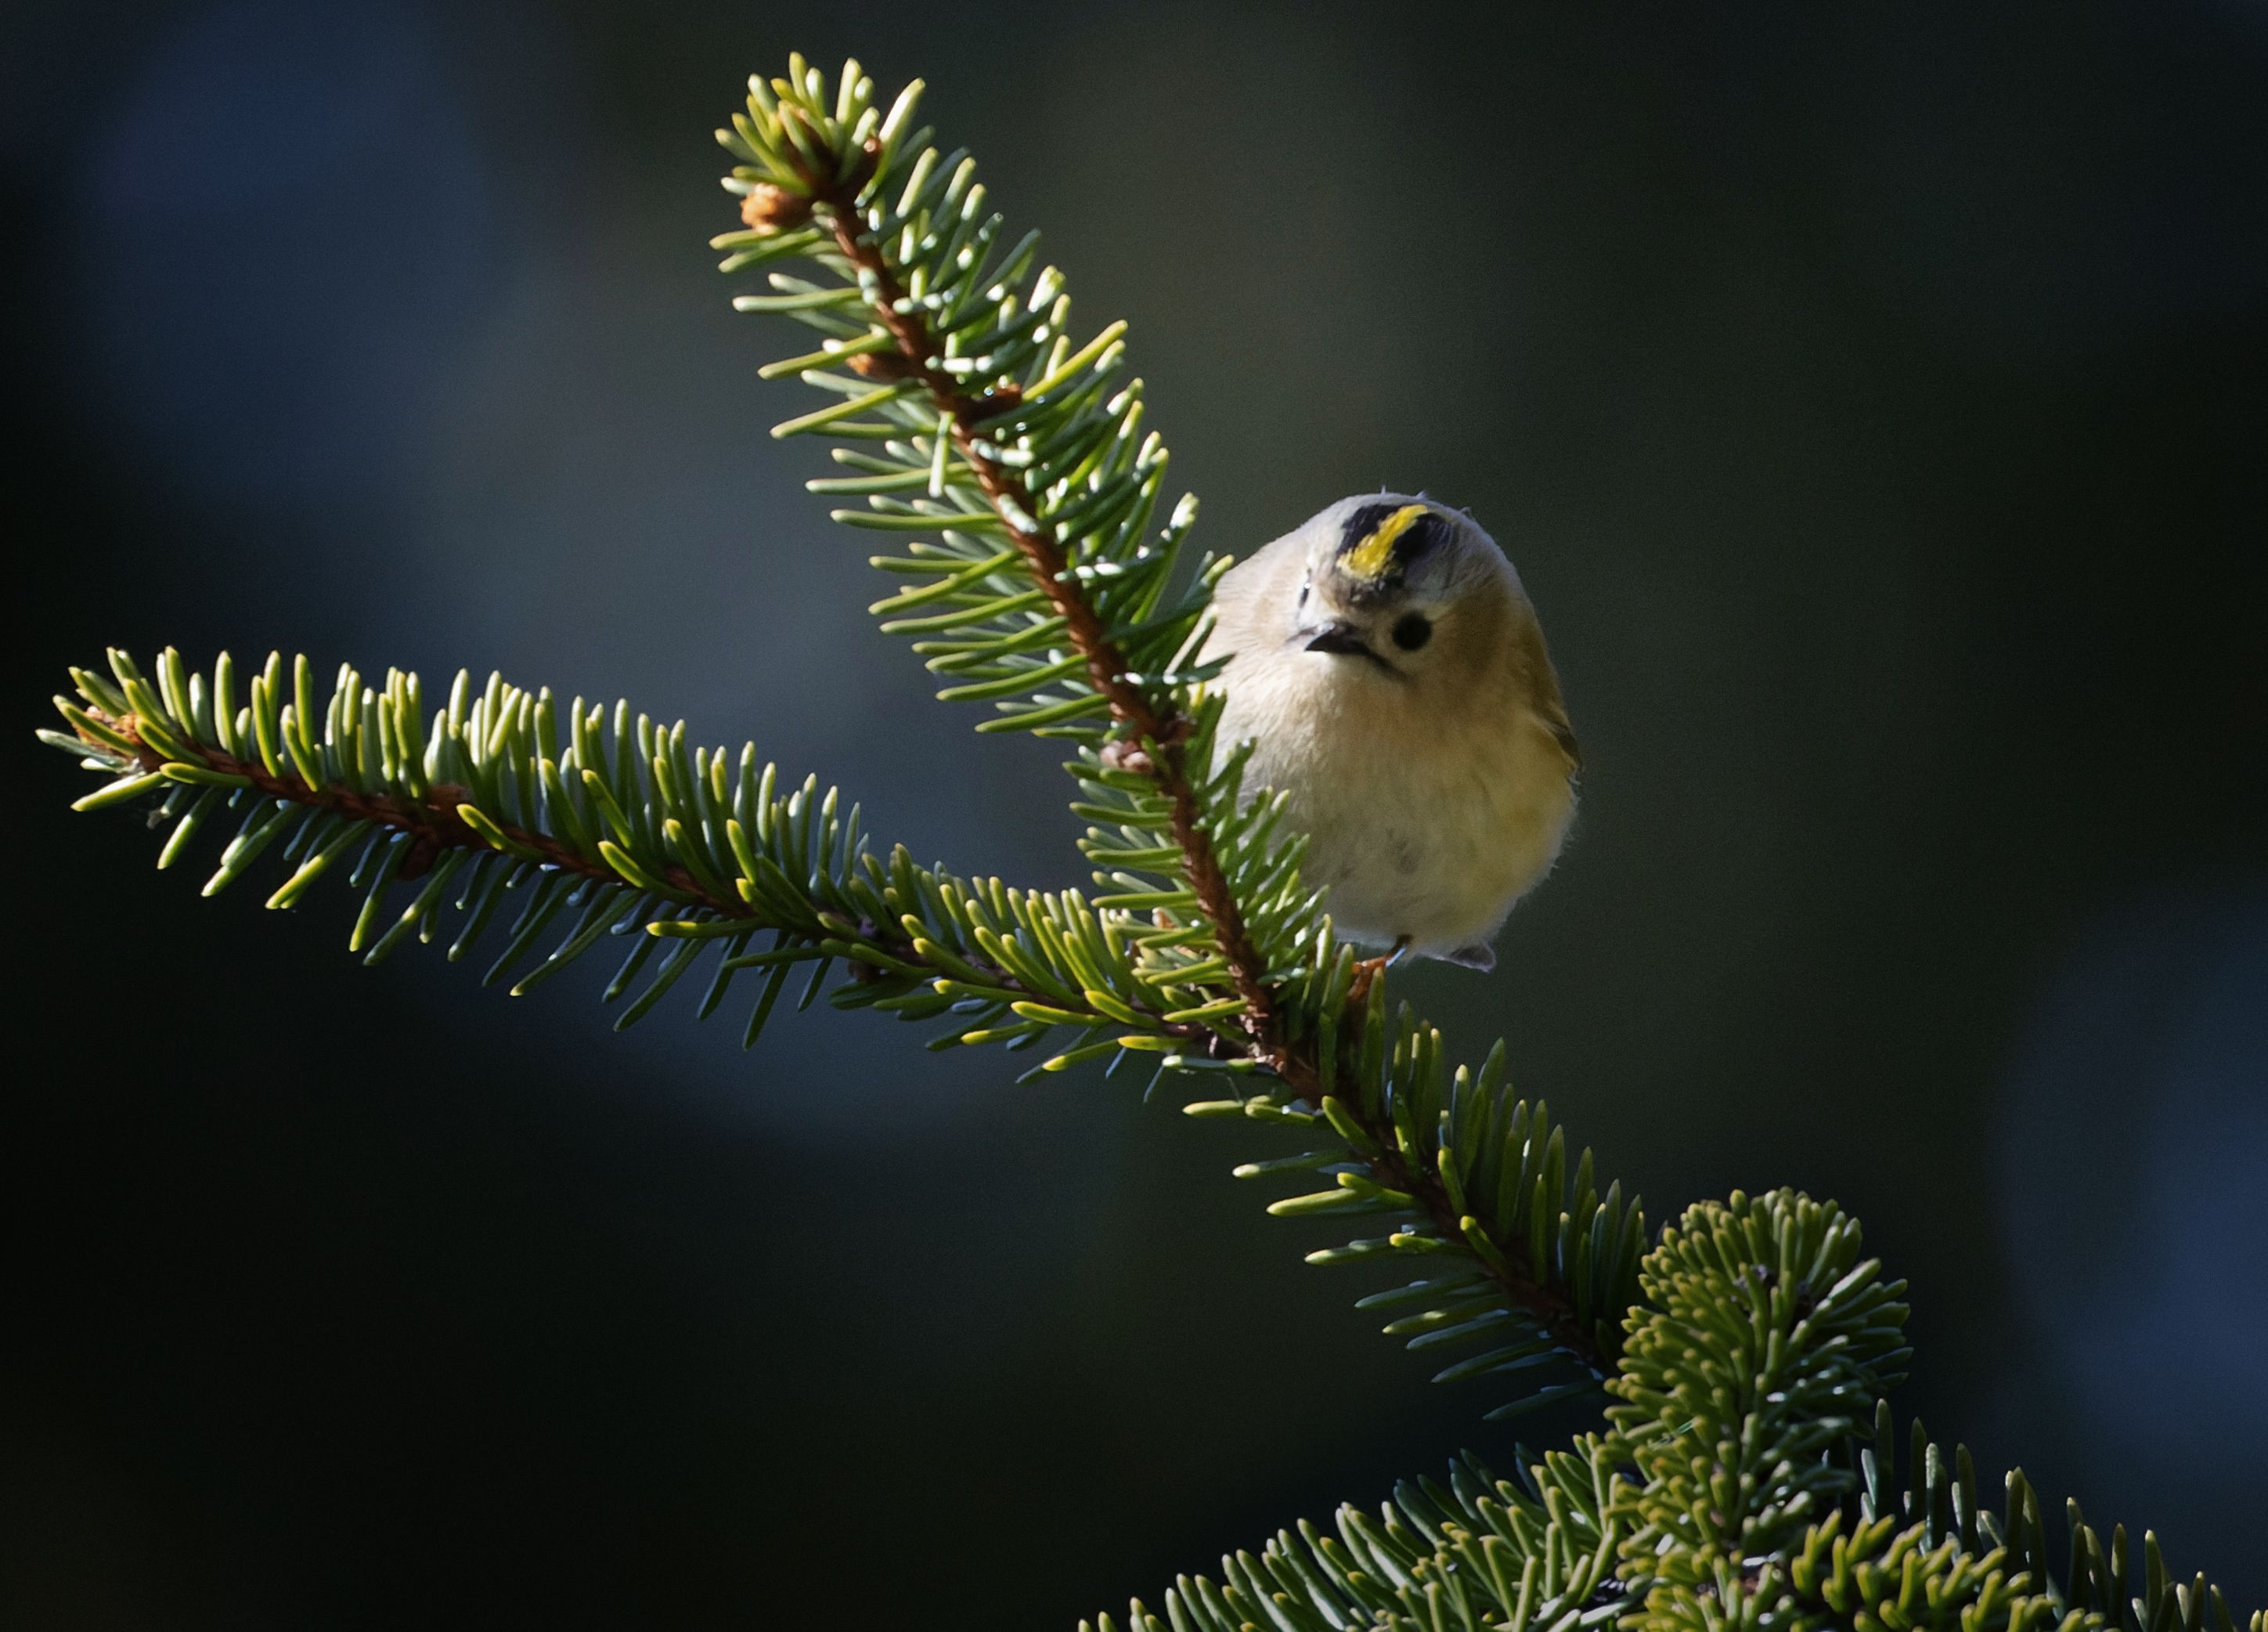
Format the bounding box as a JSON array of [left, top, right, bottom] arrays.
[[1301, 621, 1371, 657]]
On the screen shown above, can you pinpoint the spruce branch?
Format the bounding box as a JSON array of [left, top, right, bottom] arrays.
[[1600, 1192, 2256, 1632], [712, 54, 1632, 1380], [1101, 1190, 2263, 1632], [45, 642, 1628, 1392], [42, 648, 1288, 1056], [47, 54, 1640, 1422], [725, 58, 1284, 1073], [795, 108, 1293, 1090]]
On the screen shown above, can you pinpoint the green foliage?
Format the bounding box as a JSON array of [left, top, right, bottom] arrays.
[[712, 50, 1650, 1388], [719, 58, 1210, 744], [1090, 1192, 2259, 1632], [44, 50, 1641, 1423], [45, 640, 1625, 1413], [34, 51, 2259, 1632], [1080, 1450, 1628, 1632], [1610, 1190, 1913, 1599]]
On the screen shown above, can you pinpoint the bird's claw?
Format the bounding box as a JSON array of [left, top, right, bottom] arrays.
[[1346, 937, 1412, 1008]]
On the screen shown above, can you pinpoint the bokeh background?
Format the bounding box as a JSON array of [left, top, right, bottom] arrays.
[[4, 0, 2265, 1624]]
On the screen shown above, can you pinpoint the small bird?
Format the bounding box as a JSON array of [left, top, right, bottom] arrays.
[[1200, 494, 1579, 971]]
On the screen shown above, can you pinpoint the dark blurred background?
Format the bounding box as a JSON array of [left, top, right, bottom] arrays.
[[3, 1, 2264, 1624]]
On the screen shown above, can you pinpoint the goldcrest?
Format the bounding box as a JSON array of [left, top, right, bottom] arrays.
[[1201, 495, 1579, 970]]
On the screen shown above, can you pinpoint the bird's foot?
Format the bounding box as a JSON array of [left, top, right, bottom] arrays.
[[1346, 937, 1412, 1008]]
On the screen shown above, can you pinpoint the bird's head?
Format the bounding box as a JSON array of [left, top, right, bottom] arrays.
[[1289, 495, 1516, 678]]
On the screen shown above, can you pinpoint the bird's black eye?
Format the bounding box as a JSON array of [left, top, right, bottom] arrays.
[[1391, 612, 1433, 651], [1296, 582, 1309, 608]]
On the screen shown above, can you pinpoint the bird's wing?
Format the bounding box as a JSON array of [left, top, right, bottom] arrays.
[[1537, 689, 1582, 774], [1513, 612, 1582, 774]]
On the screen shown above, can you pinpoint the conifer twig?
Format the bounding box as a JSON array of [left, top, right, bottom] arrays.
[[52, 56, 1627, 1412], [791, 158, 1601, 1374], [802, 172, 1287, 1059], [61, 695, 1244, 1052]]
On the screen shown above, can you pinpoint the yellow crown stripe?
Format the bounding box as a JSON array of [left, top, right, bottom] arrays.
[[1343, 503, 1430, 582]]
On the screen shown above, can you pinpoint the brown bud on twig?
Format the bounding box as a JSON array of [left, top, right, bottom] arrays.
[[740, 183, 812, 235], [846, 135, 883, 193], [847, 350, 916, 381], [1098, 737, 1156, 778]]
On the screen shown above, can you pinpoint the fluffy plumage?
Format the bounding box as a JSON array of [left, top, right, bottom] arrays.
[[1200, 494, 1578, 969]]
